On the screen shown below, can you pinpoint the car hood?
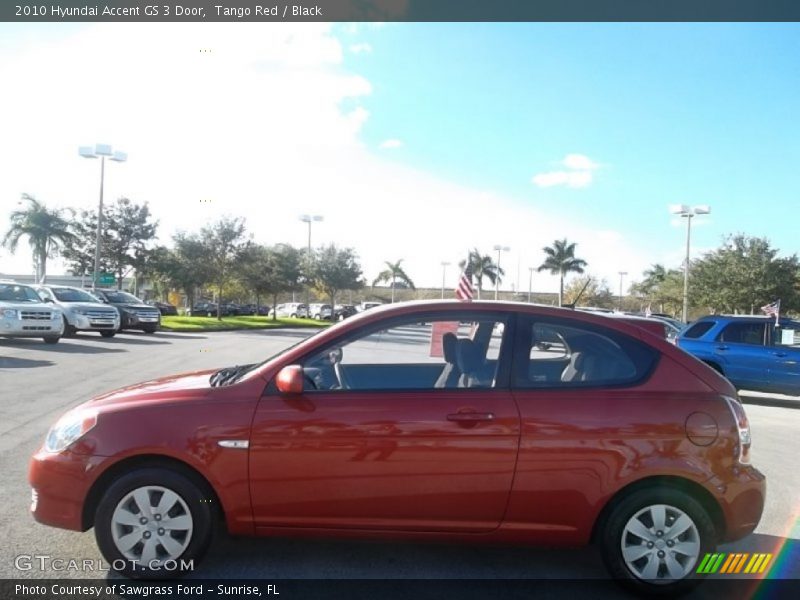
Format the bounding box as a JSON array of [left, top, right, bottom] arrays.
[[59, 302, 117, 312], [89, 369, 216, 408], [110, 302, 159, 311]]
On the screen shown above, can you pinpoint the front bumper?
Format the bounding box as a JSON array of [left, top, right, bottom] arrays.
[[29, 447, 107, 531], [0, 316, 62, 337], [72, 313, 119, 331]]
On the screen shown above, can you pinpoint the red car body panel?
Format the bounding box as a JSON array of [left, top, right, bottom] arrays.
[[29, 301, 765, 550]]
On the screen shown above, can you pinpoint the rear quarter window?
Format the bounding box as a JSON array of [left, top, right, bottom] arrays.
[[682, 321, 715, 339]]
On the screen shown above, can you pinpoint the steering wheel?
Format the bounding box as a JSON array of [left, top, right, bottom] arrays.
[[328, 347, 352, 390]]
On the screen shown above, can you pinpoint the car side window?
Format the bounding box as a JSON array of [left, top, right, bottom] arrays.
[[682, 321, 715, 339], [774, 322, 800, 347], [515, 318, 656, 388], [301, 314, 508, 391], [716, 322, 766, 346]]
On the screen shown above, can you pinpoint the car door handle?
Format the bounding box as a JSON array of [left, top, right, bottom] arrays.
[[715, 345, 729, 351], [773, 352, 788, 358], [447, 412, 495, 422]]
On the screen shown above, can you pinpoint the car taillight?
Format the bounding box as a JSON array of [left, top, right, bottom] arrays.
[[724, 395, 751, 464]]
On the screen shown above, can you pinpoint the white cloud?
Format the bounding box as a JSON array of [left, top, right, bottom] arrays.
[[531, 170, 593, 188], [532, 153, 600, 189], [379, 139, 403, 149], [562, 153, 599, 171], [0, 26, 653, 293], [349, 42, 373, 54]]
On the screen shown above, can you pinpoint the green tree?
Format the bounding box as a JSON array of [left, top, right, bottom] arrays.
[[200, 217, 248, 320], [630, 264, 684, 316], [563, 275, 615, 308], [691, 234, 800, 315], [458, 248, 504, 300], [236, 243, 303, 318], [2, 194, 76, 283], [148, 235, 213, 309], [537, 239, 588, 307], [62, 197, 158, 288], [311, 244, 364, 309], [372, 259, 415, 303]]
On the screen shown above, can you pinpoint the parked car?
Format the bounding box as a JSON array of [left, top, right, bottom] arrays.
[[677, 314, 800, 395], [34, 285, 120, 337], [0, 280, 63, 343], [91, 289, 161, 334], [30, 300, 764, 592], [270, 303, 310, 318], [189, 302, 237, 317], [309, 303, 333, 320], [239, 304, 270, 316], [220, 302, 241, 316], [357, 301, 383, 312], [334, 304, 358, 321], [148, 301, 178, 316]]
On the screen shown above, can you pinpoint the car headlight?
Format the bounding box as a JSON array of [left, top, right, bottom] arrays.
[[1, 309, 18, 319], [73, 309, 89, 315], [44, 410, 98, 453]]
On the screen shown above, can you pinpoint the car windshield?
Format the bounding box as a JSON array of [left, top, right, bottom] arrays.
[[51, 287, 101, 303], [100, 291, 142, 303], [0, 284, 41, 303]]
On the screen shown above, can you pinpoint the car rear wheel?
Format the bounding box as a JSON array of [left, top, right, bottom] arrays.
[[600, 487, 714, 594], [94, 468, 214, 579], [100, 330, 116, 338]]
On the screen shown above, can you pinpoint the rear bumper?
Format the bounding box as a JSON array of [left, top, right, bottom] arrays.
[[711, 465, 766, 542]]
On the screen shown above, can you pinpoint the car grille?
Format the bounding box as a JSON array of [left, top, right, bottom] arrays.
[[21, 311, 53, 321], [133, 310, 160, 319], [86, 310, 117, 320]]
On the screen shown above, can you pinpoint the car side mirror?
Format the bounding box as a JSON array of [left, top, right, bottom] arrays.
[[275, 365, 304, 394], [42, 297, 53, 303]]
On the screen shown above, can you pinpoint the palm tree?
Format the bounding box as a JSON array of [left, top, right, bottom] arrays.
[[372, 259, 415, 303], [2, 194, 75, 283], [537, 239, 588, 306], [458, 248, 504, 300]]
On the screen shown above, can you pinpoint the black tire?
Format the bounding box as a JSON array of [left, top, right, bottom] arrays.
[[600, 487, 716, 595], [94, 467, 215, 580], [290, 313, 297, 318], [142, 325, 158, 334], [43, 336, 60, 344], [62, 316, 76, 338], [100, 330, 116, 338]]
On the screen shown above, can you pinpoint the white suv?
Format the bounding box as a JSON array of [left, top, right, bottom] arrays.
[[0, 281, 64, 344], [34, 285, 120, 338]]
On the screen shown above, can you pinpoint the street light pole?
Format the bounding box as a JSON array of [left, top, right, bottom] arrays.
[[618, 271, 628, 311], [528, 267, 534, 303], [79, 144, 127, 290], [440, 261, 450, 299], [493, 245, 510, 300], [300, 214, 323, 316], [669, 204, 711, 322]]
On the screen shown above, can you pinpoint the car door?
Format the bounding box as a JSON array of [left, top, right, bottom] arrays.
[[713, 321, 770, 390], [768, 321, 800, 394], [249, 311, 519, 533], [507, 315, 662, 543]]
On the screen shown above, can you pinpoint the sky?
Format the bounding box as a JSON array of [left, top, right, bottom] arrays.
[[1, 22, 799, 295]]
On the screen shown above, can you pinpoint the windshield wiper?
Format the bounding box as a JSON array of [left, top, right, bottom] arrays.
[[209, 363, 255, 387]]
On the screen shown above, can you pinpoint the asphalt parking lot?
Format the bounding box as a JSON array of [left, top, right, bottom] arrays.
[[1, 329, 798, 598]]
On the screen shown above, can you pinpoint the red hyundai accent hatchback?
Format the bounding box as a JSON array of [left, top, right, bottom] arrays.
[[30, 301, 765, 592]]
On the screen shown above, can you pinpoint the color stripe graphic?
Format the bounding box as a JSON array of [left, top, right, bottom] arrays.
[[696, 553, 773, 574]]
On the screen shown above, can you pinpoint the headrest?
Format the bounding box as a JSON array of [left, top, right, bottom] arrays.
[[442, 332, 458, 363], [456, 338, 483, 373]]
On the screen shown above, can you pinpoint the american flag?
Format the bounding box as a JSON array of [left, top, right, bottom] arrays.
[[455, 262, 474, 302], [761, 299, 780, 324]]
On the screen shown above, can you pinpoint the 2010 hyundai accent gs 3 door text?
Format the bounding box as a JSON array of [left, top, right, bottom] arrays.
[[29, 301, 765, 593]]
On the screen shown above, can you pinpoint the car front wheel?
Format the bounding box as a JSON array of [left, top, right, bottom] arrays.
[[42, 336, 60, 344], [142, 325, 158, 334], [100, 330, 116, 338], [600, 487, 714, 594], [94, 468, 215, 579]]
